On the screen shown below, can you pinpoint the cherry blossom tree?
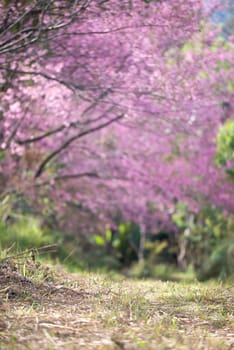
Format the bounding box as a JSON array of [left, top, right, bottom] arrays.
[[0, 0, 233, 235]]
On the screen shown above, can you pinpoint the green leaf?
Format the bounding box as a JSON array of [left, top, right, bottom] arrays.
[[105, 229, 112, 243], [93, 235, 105, 246]]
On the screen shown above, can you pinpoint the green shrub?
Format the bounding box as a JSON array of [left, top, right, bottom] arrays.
[[197, 239, 234, 281], [91, 222, 141, 267], [0, 215, 53, 251], [172, 203, 234, 280], [215, 120, 234, 178]]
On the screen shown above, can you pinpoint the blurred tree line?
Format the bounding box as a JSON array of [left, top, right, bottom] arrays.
[[1, 190, 233, 281]]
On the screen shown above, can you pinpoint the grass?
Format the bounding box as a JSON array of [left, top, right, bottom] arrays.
[[0, 257, 233, 350]]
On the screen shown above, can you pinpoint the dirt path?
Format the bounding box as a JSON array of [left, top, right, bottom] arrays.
[[0, 263, 233, 349]]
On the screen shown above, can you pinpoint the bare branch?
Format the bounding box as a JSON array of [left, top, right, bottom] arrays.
[[17, 104, 116, 145], [36, 171, 100, 187], [0, 0, 91, 55], [34, 113, 124, 178]]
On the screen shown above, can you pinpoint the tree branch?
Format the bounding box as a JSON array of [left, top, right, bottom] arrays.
[[36, 171, 100, 187], [34, 113, 124, 178]]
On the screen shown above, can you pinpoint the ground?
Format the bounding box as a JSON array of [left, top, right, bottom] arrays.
[[0, 259, 233, 350]]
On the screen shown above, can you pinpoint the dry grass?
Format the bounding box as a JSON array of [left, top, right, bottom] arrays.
[[0, 259, 233, 350]]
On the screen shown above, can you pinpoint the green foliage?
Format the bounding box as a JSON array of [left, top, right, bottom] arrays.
[[215, 120, 234, 178], [197, 240, 234, 281], [54, 233, 122, 272], [0, 196, 53, 252], [93, 234, 105, 246], [0, 215, 53, 250], [172, 202, 189, 229], [91, 222, 141, 266], [172, 203, 234, 280], [1, 192, 232, 282], [115, 222, 141, 264]]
